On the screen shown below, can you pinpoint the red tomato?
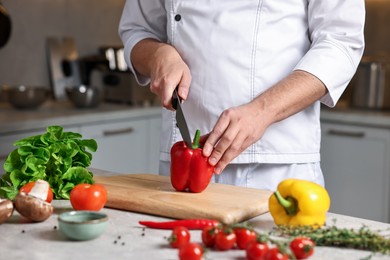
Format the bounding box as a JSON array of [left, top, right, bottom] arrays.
[[234, 227, 257, 250], [290, 237, 315, 259], [70, 183, 107, 211], [168, 226, 191, 248], [265, 247, 289, 260], [201, 226, 220, 248], [246, 242, 269, 260], [215, 228, 237, 251], [178, 242, 203, 260], [20, 181, 53, 203]]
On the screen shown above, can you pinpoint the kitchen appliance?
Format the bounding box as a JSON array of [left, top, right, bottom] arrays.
[[90, 69, 157, 106], [77, 54, 109, 85], [99, 46, 128, 72], [46, 37, 82, 100], [77, 46, 157, 106], [94, 173, 272, 225], [350, 56, 390, 109]]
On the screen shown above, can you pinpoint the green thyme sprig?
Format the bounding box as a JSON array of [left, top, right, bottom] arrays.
[[270, 223, 390, 255]]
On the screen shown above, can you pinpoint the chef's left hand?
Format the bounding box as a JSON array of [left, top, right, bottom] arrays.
[[202, 101, 272, 174]]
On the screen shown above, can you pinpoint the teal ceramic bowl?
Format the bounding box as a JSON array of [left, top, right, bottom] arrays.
[[58, 211, 108, 241]]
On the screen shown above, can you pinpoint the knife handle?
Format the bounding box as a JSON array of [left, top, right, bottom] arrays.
[[171, 88, 180, 110], [172, 96, 178, 110]]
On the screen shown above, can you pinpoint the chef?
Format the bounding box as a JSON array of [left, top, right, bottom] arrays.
[[119, 1, 365, 190]]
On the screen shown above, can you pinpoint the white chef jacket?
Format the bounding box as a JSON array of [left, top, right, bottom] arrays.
[[119, 0, 365, 165]]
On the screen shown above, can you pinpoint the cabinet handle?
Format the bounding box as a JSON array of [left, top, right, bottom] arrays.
[[103, 127, 134, 136], [327, 129, 365, 138]]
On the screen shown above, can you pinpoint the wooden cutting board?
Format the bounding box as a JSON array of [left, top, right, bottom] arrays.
[[94, 173, 272, 224]]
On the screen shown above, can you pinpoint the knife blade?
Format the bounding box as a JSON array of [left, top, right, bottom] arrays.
[[172, 89, 192, 147]]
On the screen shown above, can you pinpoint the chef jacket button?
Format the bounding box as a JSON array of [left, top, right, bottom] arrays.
[[174, 14, 181, 21]]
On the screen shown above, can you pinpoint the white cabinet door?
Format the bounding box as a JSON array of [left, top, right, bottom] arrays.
[[321, 122, 390, 223], [81, 119, 150, 174]]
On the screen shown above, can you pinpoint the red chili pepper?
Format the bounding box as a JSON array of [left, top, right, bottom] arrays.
[[170, 129, 215, 193], [139, 219, 220, 230]]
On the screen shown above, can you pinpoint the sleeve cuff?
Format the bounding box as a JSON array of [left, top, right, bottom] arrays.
[[122, 31, 160, 86], [294, 40, 360, 107]]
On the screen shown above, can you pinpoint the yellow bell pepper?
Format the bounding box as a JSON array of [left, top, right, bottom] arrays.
[[268, 178, 331, 227]]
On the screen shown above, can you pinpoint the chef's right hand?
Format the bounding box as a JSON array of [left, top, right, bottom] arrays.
[[148, 43, 192, 110]]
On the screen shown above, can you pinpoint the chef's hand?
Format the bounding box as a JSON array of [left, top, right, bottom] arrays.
[[131, 39, 191, 110], [148, 44, 191, 110], [201, 70, 328, 174], [201, 102, 272, 174]]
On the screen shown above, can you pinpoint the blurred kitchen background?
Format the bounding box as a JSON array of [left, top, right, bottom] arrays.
[[0, 0, 161, 192], [0, 0, 124, 87], [1, 0, 390, 223]]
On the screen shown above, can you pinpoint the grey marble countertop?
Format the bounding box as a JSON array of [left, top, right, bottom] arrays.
[[1, 169, 390, 260], [1, 201, 389, 260]]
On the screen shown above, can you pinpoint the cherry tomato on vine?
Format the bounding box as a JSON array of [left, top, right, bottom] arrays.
[[168, 226, 191, 248], [246, 241, 269, 260], [265, 247, 288, 260], [290, 237, 315, 259], [201, 226, 220, 248], [178, 242, 203, 260], [20, 181, 53, 203], [234, 227, 257, 250], [70, 183, 107, 211], [215, 228, 237, 251]]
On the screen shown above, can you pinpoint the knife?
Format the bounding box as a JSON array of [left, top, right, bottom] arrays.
[[172, 88, 192, 147]]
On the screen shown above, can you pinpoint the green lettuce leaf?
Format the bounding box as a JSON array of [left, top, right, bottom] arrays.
[[0, 126, 97, 200]]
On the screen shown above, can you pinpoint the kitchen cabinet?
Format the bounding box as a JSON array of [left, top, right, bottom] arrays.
[[80, 116, 161, 174], [320, 122, 390, 223]]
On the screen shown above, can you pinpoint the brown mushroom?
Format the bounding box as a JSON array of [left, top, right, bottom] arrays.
[[0, 198, 14, 224], [14, 180, 53, 222]]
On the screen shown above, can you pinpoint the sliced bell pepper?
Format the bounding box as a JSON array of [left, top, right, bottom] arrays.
[[268, 178, 331, 227], [170, 129, 215, 193]]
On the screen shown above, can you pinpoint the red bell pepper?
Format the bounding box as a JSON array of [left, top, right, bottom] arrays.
[[170, 129, 215, 193]]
